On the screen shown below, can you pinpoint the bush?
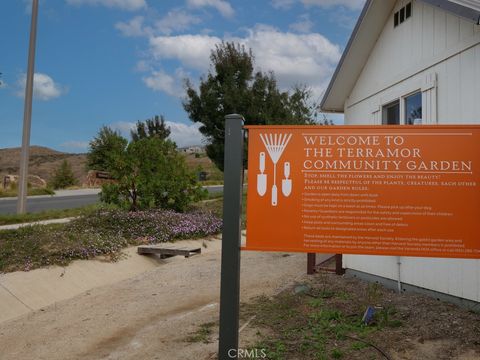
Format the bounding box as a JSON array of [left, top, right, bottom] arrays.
[[100, 137, 207, 211], [0, 208, 222, 273], [87, 126, 128, 171], [50, 160, 77, 189]]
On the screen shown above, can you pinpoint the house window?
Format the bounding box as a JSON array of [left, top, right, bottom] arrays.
[[405, 92, 422, 125], [382, 100, 400, 125], [394, 2, 412, 28], [406, 3, 412, 18], [382, 92, 423, 125]]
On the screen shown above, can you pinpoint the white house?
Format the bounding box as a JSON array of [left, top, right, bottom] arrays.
[[321, 0, 480, 307]]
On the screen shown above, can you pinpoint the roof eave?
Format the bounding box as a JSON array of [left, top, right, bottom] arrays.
[[320, 0, 373, 113], [422, 0, 480, 24]]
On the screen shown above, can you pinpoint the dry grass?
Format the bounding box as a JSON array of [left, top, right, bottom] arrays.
[[182, 152, 223, 182], [0, 146, 87, 185], [0, 146, 223, 187]]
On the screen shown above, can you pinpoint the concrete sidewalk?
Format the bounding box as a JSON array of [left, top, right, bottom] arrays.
[[0, 188, 101, 201], [0, 217, 75, 231]]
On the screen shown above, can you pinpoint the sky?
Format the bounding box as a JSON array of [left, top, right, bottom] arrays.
[[0, 0, 365, 153]]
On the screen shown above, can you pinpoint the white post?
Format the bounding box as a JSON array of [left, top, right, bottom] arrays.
[[17, 0, 39, 214]]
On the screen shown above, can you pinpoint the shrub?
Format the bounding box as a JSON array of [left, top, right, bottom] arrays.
[[0, 208, 222, 273], [87, 126, 128, 171], [100, 137, 206, 211], [49, 160, 77, 189]]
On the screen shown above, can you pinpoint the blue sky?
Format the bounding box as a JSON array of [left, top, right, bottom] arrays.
[[0, 0, 364, 153]]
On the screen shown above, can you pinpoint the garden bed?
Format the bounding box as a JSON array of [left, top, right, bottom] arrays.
[[241, 271, 480, 360], [0, 208, 222, 273]]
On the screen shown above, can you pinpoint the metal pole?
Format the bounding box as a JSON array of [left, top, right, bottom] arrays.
[[17, 0, 39, 214], [218, 114, 244, 359], [335, 254, 345, 275], [307, 253, 316, 275]]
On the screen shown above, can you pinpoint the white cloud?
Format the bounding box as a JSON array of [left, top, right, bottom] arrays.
[[115, 16, 150, 37], [270, 0, 296, 10], [143, 68, 189, 97], [142, 70, 176, 96], [234, 27, 341, 99], [23, 0, 45, 14], [65, 0, 147, 11], [329, 9, 358, 29], [148, 34, 221, 70], [167, 121, 204, 147], [16, 73, 66, 101], [110, 120, 204, 147], [186, 0, 234, 18], [60, 141, 89, 151], [289, 14, 314, 33], [155, 9, 201, 35], [116, 9, 202, 39], [272, 0, 365, 10], [135, 60, 152, 72], [301, 0, 365, 10], [144, 27, 341, 100], [110, 121, 136, 135]]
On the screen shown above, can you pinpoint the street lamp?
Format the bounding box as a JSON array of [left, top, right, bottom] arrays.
[[17, 0, 39, 214]]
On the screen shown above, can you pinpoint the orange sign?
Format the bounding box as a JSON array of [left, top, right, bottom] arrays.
[[244, 125, 480, 259]]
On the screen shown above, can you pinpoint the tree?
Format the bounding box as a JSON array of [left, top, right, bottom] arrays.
[[183, 42, 316, 170], [131, 115, 171, 142], [100, 137, 206, 211], [50, 160, 77, 189], [87, 126, 128, 171]]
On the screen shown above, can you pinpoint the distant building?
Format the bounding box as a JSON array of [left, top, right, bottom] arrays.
[[321, 0, 480, 306], [179, 146, 204, 154]]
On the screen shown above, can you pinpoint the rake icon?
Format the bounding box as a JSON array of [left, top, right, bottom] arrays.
[[259, 133, 292, 206]]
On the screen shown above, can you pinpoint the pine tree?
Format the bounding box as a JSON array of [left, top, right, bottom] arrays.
[[50, 160, 77, 189], [183, 42, 316, 171]]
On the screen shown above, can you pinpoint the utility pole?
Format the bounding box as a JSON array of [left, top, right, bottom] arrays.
[[17, 0, 39, 214]]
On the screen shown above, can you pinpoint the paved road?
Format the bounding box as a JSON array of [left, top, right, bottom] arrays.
[[0, 186, 225, 215], [0, 194, 101, 214]]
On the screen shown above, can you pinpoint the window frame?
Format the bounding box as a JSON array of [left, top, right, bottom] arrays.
[[382, 99, 401, 125], [381, 89, 423, 125], [403, 90, 422, 125]]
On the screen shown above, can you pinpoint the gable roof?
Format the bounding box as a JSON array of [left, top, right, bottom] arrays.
[[320, 0, 480, 113]]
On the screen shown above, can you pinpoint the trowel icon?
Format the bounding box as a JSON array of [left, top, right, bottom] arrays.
[[282, 162, 292, 197], [257, 152, 267, 196]]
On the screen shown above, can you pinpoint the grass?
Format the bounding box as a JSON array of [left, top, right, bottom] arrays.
[[185, 322, 216, 344], [0, 184, 232, 274], [192, 191, 246, 228], [0, 188, 223, 226], [243, 282, 403, 360], [0, 187, 54, 198], [200, 180, 224, 186], [0, 204, 99, 226], [0, 207, 222, 273]]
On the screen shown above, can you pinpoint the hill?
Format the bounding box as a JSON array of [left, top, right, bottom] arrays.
[[0, 146, 222, 187], [0, 146, 88, 186]]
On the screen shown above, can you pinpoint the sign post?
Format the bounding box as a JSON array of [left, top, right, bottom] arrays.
[[218, 114, 244, 359], [218, 123, 480, 359], [17, 0, 39, 214]]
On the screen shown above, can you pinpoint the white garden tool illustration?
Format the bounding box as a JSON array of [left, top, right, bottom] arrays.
[[282, 162, 292, 196], [259, 133, 292, 206], [257, 152, 267, 196]]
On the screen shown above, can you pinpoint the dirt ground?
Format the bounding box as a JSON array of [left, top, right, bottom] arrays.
[[240, 265, 480, 360], [0, 242, 479, 360], [0, 239, 308, 360]]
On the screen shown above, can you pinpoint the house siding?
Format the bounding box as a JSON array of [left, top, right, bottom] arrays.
[[342, 0, 480, 302]]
